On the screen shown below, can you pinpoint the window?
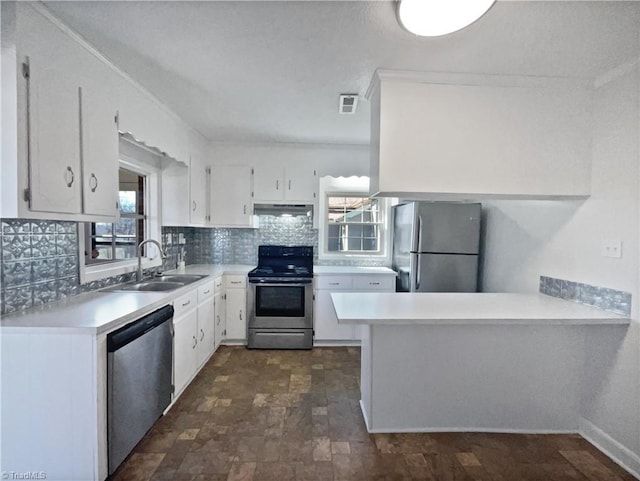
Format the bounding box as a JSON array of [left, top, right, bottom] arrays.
[[318, 175, 393, 261], [327, 196, 381, 253], [84, 168, 146, 265]]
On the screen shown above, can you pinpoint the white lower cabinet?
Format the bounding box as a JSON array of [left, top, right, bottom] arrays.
[[173, 281, 215, 399], [224, 275, 247, 342], [314, 290, 355, 340], [214, 276, 226, 349], [196, 282, 215, 366], [173, 290, 199, 397], [313, 273, 395, 342]]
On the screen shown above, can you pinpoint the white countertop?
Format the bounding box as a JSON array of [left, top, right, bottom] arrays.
[[0, 264, 254, 334], [314, 266, 396, 275], [0, 264, 397, 334], [331, 292, 630, 326]]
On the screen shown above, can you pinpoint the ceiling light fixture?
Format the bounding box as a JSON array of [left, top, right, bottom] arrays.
[[397, 0, 495, 37]]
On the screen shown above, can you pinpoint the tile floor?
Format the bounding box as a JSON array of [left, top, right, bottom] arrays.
[[111, 346, 636, 481]]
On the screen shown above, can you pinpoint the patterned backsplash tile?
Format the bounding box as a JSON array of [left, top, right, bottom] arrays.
[[162, 215, 387, 268], [2, 215, 388, 315], [1, 220, 80, 314], [539, 275, 632, 316]]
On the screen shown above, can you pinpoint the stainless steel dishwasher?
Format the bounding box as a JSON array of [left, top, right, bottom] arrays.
[[107, 305, 174, 475]]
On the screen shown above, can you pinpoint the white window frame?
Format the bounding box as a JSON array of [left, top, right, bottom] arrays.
[[79, 151, 163, 284], [318, 176, 392, 262]]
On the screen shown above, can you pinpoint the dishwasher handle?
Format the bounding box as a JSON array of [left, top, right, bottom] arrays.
[[107, 305, 174, 352]]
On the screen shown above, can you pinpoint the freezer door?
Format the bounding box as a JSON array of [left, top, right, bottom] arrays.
[[415, 202, 481, 254], [392, 203, 416, 261], [411, 253, 478, 292], [392, 203, 415, 291]]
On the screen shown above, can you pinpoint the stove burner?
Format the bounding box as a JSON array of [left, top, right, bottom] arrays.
[[248, 245, 313, 280]]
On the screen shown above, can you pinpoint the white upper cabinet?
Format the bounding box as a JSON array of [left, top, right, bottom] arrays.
[[189, 152, 209, 226], [367, 70, 593, 200], [3, 4, 208, 221], [210, 164, 254, 227], [162, 144, 210, 227], [283, 162, 317, 202], [252, 163, 317, 203], [161, 160, 190, 226], [80, 61, 119, 217], [26, 56, 82, 214], [19, 6, 84, 215], [252, 165, 283, 202], [11, 4, 119, 219]]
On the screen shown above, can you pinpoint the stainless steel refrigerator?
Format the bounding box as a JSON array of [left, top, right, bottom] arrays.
[[392, 202, 481, 292]]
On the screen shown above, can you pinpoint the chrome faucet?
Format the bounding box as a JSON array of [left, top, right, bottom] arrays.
[[137, 239, 167, 282]]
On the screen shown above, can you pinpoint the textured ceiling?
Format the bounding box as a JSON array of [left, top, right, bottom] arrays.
[[43, 1, 640, 145]]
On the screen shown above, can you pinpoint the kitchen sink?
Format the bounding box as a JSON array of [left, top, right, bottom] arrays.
[[113, 281, 186, 292], [105, 274, 209, 293], [150, 275, 208, 284]]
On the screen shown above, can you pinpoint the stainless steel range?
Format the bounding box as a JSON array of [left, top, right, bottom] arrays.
[[247, 245, 313, 349]]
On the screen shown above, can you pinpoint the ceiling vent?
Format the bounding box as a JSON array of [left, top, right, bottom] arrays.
[[339, 94, 359, 115]]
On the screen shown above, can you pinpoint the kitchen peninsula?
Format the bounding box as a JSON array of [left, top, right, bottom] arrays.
[[331, 292, 630, 434]]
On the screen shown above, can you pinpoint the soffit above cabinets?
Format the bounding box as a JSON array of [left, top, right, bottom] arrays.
[[43, 1, 640, 145]]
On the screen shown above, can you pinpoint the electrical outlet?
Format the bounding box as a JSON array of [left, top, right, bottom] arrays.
[[602, 239, 622, 258]]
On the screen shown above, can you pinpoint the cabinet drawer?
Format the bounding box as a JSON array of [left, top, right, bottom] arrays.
[[213, 277, 224, 293], [173, 289, 198, 317], [197, 281, 215, 303], [225, 275, 247, 289], [315, 276, 353, 290], [352, 276, 395, 291]]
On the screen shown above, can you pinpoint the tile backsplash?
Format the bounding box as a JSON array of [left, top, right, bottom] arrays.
[[2, 215, 387, 315], [1, 219, 79, 314], [162, 215, 388, 268], [0, 219, 159, 315], [539, 275, 632, 316]]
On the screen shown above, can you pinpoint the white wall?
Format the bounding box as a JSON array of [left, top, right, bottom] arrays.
[[481, 65, 639, 470], [208, 140, 369, 177]]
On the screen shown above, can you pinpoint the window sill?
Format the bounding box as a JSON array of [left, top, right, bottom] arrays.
[[80, 257, 162, 284]]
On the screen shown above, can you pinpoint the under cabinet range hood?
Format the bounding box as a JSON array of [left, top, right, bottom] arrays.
[[253, 204, 314, 217]]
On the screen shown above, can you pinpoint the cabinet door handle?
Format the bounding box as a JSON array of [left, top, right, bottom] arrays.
[[182, 300, 191, 307], [329, 282, 340, 286], [65, 166, 75, 188], [288, 180, 291, 190], [192, 201, 197, 211], [200, 328, 205, 341], [203, 289, 210, 295], [239, 309, 243, 321], [231, 281, 241, 285], [192, 336, 197, 349], [369, 282, 380, 286], [276, 180, 279, 190], [216, 315, 221, 326], [89, 173, 98, 192], [243, 204, 247, 215]]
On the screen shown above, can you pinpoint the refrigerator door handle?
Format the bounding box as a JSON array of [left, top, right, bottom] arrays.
[[412, 254, 421, 291], [417, 215, 423, 253]]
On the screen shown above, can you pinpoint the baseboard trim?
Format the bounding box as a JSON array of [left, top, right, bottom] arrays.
[[579, 417, 640, 479], [221, 340, 247, 346], [359, 400, 372, 432], [362, 425, 578, 434], [313, 340, 361, 347]]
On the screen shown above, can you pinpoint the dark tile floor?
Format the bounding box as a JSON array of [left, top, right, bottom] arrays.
[[111, 346, 637, 481]]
